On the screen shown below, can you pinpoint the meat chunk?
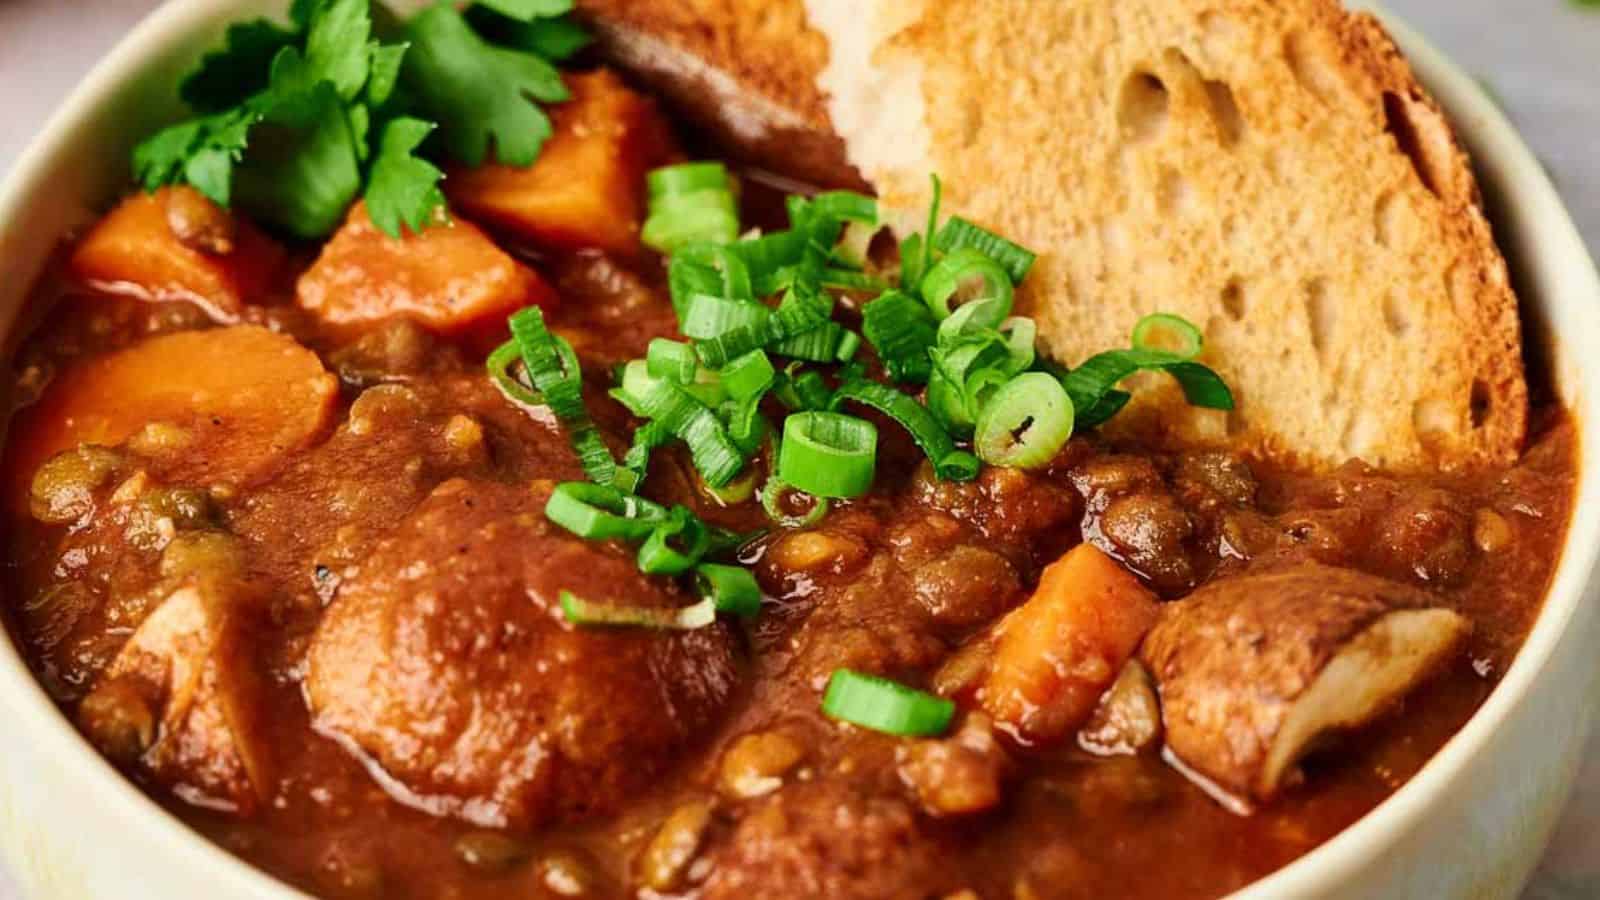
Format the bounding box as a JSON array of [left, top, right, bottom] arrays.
[[69, 187, 286, 321], [79, 577, 271, 814], [700, 781, 950, 900], [446, 70, 677, 256], [1142, 563, 1469, 805], [305, 480, 739, 830]]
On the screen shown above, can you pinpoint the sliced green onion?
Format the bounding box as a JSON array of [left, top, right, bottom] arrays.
[[821, 669, 954, 736], [974, 372, 1075, 469], [695, 563, 762, 617], [694, 289, 833, 368], [544, 482, 669, 541], [830, 380, 978, 482], [620, 359, 725, 409], [920, 249, 1014, 322], [934, 216, 1037, 284], [820, 268, 890, 293], [560, 591, 716, 630], [809, 190, 877, 224], [508, 308, 619, 487], [898, 233, 927, 295], [1130, 313, 1204, 359], [771, 322, 856, 363], [681, 293, 771, 340], [776, 366, 834, 412], [778, 412, 878, 498], [622, 420, 670, 479], [997, 317, 1037, 373], [862, 290, 937, 384], [634, 379, 747, 488], [702, 463, 760, 506], [919, 174, 942, 287], [728, 229, 809, 296], [833, 220, 878, 269], [759, 477, 830, 528], [637, 507, 711, 575], [647, 162, 731, 198], [486, 340, 542, 407], [722, 393, 769, 456], [643, 163, 739, 253], [647, 338, 700, 384], [642, 198, 739, 254], [720, 350, 776, 401], [1062, 348, 1234, 429]]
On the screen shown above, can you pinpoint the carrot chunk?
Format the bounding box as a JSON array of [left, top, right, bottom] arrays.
[[4, 326, 338, 510], [296, 200, 555, 336], [445, 69, 677, 256], [69, 187, 287, 321], [979, 544, 1159, 743]]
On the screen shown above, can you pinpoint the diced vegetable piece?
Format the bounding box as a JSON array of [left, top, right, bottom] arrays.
[[3, 326, 338, 512], [978, 544, 1159, 743], [69, 187, 286, 321], [296, 200, 555, 336], [445, 70, 677, 256]]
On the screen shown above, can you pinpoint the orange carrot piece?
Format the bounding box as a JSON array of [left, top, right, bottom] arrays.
[[4, 326, 338, 511], [69, 187, 287, 321], [445, 69, 678, 256], [979, 544, 1160, 743], [295, 200, 555, 336]]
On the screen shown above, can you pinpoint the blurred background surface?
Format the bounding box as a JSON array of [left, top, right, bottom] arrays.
[[0, 0, 1597, 897]]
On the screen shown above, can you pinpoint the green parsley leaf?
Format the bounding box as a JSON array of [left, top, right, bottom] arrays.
[[402, 4, 569, 167], [465, 6, 592, 61], [302, 0, 373, 100], [365, 42, 409, 107], [180, 19, 301, 114], [233, 75, 362, 238], [475, 0, 574, 21], [365, 117, 448, 237], [132, 108, 259, 206]]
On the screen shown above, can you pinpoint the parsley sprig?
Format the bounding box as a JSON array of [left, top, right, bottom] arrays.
[[132, 0, 586, 239]]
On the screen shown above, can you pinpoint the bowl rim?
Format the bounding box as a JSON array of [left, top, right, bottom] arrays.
[[0, 2, 1597, 899]]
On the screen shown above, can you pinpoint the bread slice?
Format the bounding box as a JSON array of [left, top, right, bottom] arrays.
[[572, 0, 864, 187], [580, 0, 1528, 471]]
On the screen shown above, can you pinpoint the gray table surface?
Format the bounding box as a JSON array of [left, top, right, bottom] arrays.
[[1, 0, 1598, 897]]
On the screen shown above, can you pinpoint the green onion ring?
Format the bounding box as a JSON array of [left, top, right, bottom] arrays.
[[1130, 313, 1204, 359], [759, 477, 831, 528], [777, 412, 878, 499], [974, 372, 1075, 469], [544, 481, 670, 542], [920, 249, 1014, 322], [821, 669, 954, 736], [695, 563, 762, 617], [560, 590, 717, 630]]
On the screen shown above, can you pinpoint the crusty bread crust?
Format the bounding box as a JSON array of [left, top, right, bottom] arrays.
[[573, 0, 864, 187], [807, 0, 1526, 471]]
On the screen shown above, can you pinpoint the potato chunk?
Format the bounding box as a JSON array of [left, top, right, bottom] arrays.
[[296, 201, 555, 336], [70, 187, 286, 320], [80, 577, 270, 814], [978, 544, 1159, 743], [4, 326, 338, 510], [446, 69, 676, 255], [1142, 563, 1469, 805]]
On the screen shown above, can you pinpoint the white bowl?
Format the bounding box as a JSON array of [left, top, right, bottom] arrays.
[[1, 2, 1597, 898]]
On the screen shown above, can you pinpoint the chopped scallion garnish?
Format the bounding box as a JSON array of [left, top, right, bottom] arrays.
[[777, 412, 878, 499], [821, 669, 954, 737], [559, 591, 717, 630]]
